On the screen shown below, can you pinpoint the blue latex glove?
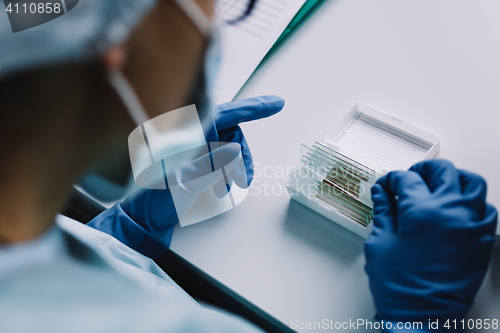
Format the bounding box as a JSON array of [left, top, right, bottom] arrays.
[[88, 96, 285, 258], [365, 160, 498, 332], [88, 142, 244, 258], [207, 95, 285, 196]]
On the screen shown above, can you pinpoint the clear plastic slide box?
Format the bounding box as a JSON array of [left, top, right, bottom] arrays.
[[286, 102, 441, 239]]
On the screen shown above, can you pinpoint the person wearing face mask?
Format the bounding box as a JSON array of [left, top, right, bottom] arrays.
[[0, 0, 282, 331], [0, 0, 497, 332], [78, 0, 285, 259]]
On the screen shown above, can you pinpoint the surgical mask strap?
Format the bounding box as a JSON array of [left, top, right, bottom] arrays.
[[108, 0, 213, 129], [173, 0, 213, 37], [107, 70, 152, 129]]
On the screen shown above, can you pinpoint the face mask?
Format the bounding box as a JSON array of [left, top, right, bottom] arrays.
[[78, 0, 220, 203]]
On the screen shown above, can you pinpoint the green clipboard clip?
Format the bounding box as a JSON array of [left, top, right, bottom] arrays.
[[270, 0, 323, 52]]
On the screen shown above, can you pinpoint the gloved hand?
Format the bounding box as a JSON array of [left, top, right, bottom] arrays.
[[206, 95, 285, 196], [365, 160, 497, 331], [88, 96, 285, 258]]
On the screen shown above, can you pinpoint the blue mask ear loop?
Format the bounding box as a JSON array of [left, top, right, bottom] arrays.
[[202, 30, 222, 173], [107, 0, 214, 130], [172, 0, 220, 174], [107, 70, 150, 128]]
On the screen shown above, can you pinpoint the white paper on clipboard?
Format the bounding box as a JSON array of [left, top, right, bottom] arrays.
[[213, 0, 306, 104]]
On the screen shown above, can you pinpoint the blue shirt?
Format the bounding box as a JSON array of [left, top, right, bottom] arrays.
[[0, 215, 262, 333]]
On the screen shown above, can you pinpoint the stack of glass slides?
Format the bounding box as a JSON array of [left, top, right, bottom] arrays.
[[287, 102, 441, 238], [298, 142, 377, 228]]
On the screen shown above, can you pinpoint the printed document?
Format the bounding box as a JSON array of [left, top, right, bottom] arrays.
[[214, 0, 306, 104]]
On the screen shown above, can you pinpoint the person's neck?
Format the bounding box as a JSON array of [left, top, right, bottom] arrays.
[[0, 147, 78, 246]]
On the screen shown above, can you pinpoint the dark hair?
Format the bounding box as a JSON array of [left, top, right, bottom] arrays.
[[0, 63, 119, 155]]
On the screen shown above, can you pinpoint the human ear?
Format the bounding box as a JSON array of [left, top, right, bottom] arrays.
[[100, 45, 126, 72]]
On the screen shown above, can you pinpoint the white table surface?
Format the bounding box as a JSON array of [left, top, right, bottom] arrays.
[[171, 1, 500, 331]]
